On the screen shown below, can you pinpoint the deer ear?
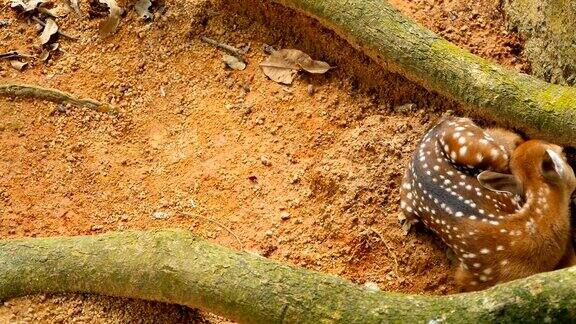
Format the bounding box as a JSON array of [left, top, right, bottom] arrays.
[[542, 149, 566, 181], [477, 171, 522, 196]]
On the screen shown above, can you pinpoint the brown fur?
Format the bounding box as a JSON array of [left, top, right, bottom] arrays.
[[458, 140, 576, 291], [400, 117, 576, 292]]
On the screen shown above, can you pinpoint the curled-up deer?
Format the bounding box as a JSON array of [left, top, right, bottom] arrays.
[[400, 116, 576, 291]]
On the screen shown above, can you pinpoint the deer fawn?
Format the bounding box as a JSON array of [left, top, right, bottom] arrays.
[[400, 116, 576, 291]]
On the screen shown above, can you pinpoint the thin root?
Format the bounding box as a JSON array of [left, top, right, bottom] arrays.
[[201, 36, 246, 61], [0, 83, 116, 114], [182, 212, 244, 250], [369, 227, 400, 277]]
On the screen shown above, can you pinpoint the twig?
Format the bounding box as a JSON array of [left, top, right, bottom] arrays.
[[0, 51, 35, 60], [201, 36, 245, 61], [181, 212, 244, 250], [369, 227, 400, 277], [0, 83, 116, 114], [32, 16, 78, 40]]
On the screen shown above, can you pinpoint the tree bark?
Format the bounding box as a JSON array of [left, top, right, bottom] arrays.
[[1, 229, 575, 323], [503, 0, 576, 86], [268, 0, 576, 147]]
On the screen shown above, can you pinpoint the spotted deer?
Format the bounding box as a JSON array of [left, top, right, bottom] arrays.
[[400, 116, 576, 291]]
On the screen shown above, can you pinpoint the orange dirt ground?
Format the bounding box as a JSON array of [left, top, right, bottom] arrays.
[[0, 0, 527, 322]]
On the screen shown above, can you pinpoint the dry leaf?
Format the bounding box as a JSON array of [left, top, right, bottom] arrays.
[[9, 0, 25, 9], [69, 0, 81, 14], [98, 0, 122, 38], [289, 49, 331, 74], [10, 0, 44, 12], [10, 60, 28, 71], [223, 54, 246, 71], [39, 18, 58, 44], [134, 0, 152, 20], [300, 59, 331, 74], [40, 49, 50, 61], [260, 49, 332, 85], [40, 43, 59, 62], [40, 5, 71, 18]]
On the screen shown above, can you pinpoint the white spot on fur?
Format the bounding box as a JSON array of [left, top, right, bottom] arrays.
[[490, 148, 499, 159], [475, 153, 483, 162]]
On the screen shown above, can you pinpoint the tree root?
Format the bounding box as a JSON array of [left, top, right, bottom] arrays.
[[0, 83, 116, 114], [270, 0, 576, 147], [1, 229, 575, 322]]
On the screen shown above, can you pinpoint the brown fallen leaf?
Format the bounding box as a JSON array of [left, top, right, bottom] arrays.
[[39, 18, 58, 44], [40, 43, 59, 62], [9, 0, 26, 9], [69, 0, 81, 14], [134, 0, 152, 20], [40, 49, 50, 61], [9, 0, 45, 13], [223, 54, 246, 71], [10, 60, 28, 71], [260, 49, 332, 85], [98, 0, 121, 38], [39, 5, 71, 18], [300, 58, 331, 74]]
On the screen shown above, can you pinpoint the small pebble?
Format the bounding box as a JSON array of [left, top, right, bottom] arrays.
[[91, 225, 103, 231], [280, 212, 291, 220], [260, 155, 271, 166], [364, 281, 380, 292], [152, 211, 170, 219]]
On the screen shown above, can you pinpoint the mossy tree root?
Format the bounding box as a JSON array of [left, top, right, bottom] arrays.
[[1, 229, 575, 323], [270, 0, 576, 146], [0, 83, 116, 114]]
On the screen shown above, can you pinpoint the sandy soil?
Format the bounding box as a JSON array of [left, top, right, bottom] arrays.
[[0, 0, 527, 322]]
